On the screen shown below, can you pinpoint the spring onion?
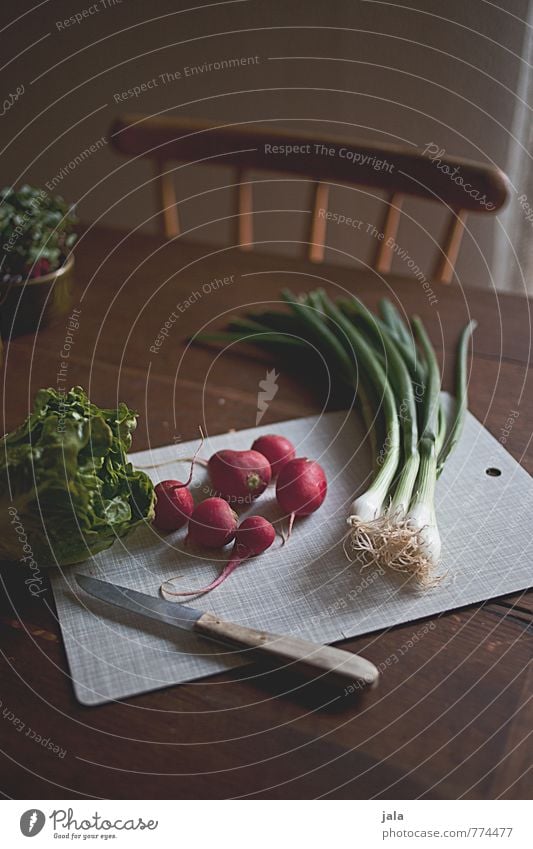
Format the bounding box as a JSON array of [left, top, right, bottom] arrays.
[[437, 319, 478, 473]]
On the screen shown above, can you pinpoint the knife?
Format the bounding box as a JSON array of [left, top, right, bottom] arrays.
[[75, 574, 379, 692]]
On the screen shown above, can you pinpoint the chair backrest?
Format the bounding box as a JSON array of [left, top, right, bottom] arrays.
[[110, 114, 510, 283]]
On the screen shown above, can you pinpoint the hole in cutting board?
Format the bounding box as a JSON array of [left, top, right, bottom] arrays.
[[485, 467, 502, 477]]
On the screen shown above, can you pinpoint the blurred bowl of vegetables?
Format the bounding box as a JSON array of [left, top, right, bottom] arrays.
[[0, 185, 77, 339]]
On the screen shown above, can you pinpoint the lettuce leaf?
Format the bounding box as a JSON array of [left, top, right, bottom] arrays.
[[0, 386, 155, 566]]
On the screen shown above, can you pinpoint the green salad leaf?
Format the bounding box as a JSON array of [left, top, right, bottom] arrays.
[[1, 386, 155, 566]]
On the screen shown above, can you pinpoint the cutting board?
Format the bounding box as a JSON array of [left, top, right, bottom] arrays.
[[51, 399, 533, 705]]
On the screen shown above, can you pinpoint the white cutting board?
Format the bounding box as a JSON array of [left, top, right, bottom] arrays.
[[51, 399, 533, 705]]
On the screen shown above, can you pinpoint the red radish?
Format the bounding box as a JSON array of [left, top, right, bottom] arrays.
[[251, 434, 296, 477], [186, 497, 238, 548], [276, 457, 327, 537], [151, 431, 204, 531], [208, 449, 271, 504], [162, 515, 276, 597], [153, 480, 194, 532]]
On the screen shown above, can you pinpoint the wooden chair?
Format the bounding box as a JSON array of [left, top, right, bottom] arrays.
[[110, 114, 510, 284]]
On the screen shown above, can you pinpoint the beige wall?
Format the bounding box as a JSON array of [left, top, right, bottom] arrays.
[[1, 0, 531, 292]]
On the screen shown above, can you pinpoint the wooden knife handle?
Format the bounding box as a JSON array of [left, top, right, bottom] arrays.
[[194, 611, 379, 692]]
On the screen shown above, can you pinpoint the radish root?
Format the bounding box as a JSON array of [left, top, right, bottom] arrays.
[[160, 561, 239, 599], [136, 426, 205, 471]]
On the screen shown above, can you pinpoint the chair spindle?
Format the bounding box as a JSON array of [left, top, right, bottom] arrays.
[[237, 171, 253, 250], [309, 182, 330, 263], [433, 210, 467, 284], [374, 193, 404, 273], [154, 160, 179, 238]]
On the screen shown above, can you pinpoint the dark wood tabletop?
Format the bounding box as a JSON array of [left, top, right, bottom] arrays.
[[1, 225, 532, 800]]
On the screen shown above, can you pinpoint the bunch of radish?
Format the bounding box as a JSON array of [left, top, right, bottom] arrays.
[[152, 433, 327, 597]]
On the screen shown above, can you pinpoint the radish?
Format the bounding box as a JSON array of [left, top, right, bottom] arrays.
[[276, 457, 328, 537], [162, 515, 276, 597], [186, 497, 238, 548], [153, 480, 194, 532], [151, 431, 204, 531], [251, 434, 296, 477], [208, 449, 271, 504]]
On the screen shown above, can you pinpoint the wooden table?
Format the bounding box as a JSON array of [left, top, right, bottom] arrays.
[[1, 226, 531, 800]]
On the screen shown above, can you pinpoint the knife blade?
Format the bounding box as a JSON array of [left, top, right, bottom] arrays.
[[76, 574, 202, 630], [75, 574, 379, 692]]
